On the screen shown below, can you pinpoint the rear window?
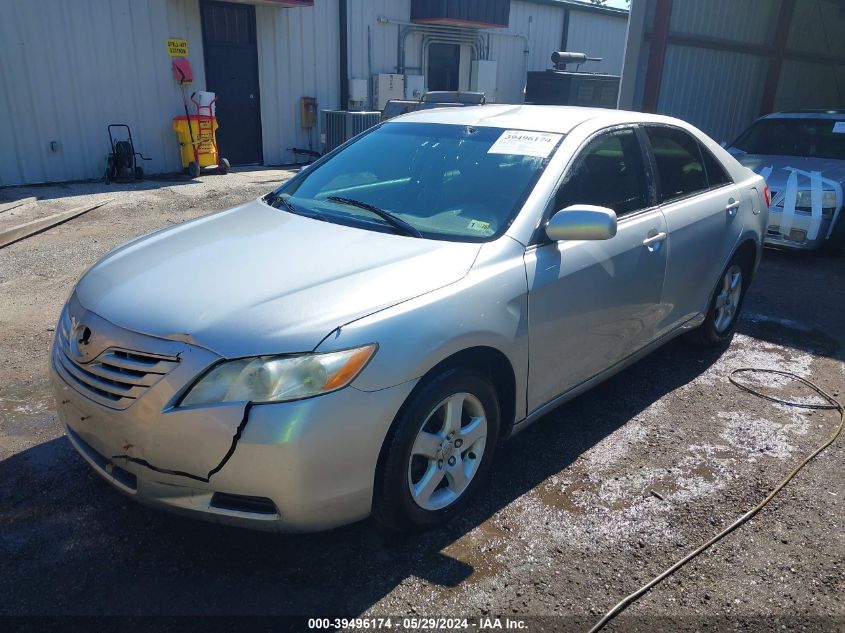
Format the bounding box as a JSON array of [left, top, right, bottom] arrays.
[[731, 118, 845, 160], [699, 142, 732, 188], [645, 126, 708, 202]]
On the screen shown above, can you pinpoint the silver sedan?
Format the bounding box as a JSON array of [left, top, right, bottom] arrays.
[[51, 106, 767, 532]]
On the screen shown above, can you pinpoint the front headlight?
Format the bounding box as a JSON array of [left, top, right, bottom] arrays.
[[793, 190, 837, 210], [179, 344, 377, 406]]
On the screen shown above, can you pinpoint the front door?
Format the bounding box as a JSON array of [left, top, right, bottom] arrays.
[[200, 0, 263, 165], [525, 127, 668, 412]]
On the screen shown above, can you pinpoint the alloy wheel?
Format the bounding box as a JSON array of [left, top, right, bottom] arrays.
[[407, 392, 488, 511], [714, 264, 743, 333]]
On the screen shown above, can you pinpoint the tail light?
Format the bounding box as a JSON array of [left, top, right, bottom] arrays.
[[763, 185, 771, 207]]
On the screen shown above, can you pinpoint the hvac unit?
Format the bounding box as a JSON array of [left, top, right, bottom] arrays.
[[525, 71, 620, 109], [525, 51, 620, 109], [373, 74, 405, 111], [321, 110, 381, 153]]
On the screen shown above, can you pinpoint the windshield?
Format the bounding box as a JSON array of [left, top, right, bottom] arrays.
[[271, 122, 561, 242], [731, 118, 845, 160]]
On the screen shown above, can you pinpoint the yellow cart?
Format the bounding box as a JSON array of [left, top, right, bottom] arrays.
[[172, 115, 230, 178]]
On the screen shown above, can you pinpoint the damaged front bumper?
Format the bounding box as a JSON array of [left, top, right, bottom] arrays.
[[50, 300, 416, 532]]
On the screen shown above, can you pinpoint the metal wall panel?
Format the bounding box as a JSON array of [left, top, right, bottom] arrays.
[[565, 10, 628, 75], [0, 0, 206, 186], [256, 0, 340, 165], [487, 0, 563, 103], [658, 44, 768, 143], [669, 0, 778, 46], [787, 0, 845, 58], [775, 59, 845, 111], [347, 0, 412, 80]]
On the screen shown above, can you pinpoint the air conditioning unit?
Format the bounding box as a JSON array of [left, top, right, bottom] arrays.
[[320, 110, 381, 153]]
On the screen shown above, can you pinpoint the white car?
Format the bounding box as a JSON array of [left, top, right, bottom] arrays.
[[728, 110, 845, 252]]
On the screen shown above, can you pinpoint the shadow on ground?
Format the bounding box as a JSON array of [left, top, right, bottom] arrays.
[[741, 248, 844, 361], [0, 337, 725, 616]]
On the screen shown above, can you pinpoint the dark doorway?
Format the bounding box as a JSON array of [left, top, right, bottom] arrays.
[[200, 0, 263, 165], [427, 43, 461, 91]]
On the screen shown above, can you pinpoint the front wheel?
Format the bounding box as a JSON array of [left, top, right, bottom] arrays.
[[373, 368, 500, 532], [692, 253, 750, 346]]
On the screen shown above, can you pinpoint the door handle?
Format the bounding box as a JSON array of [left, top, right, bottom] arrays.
[[726, 199, 741, 216], [642, 231, 667, 247]]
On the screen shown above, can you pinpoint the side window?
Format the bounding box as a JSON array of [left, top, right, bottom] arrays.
[[699, 142, 732, 188], [554, 128, 649, 217], [645, 126, 708, 202]]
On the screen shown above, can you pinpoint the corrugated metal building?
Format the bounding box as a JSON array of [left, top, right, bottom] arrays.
[[0, 0, 628, 186], [619, 0, 845, 143]]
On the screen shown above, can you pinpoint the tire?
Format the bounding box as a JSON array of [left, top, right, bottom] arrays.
[[373, 368, 500, 533], [691, 251, 751, 346], [218, 157, 230, 175], [188, 161, 201, 179]]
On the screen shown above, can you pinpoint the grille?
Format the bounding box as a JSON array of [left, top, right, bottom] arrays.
[[53, 311, 179, 410]]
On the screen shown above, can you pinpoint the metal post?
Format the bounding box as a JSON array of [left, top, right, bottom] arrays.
[[339, 0, 348, 109], [642, 0, 673, 114], [760, 0, 796, 116]]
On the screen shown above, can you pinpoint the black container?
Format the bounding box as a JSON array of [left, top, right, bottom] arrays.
[[525, 71, 620, 109]]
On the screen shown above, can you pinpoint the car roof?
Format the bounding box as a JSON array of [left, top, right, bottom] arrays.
[[763, 110, 845, 120], [387, 104, 678, 134]]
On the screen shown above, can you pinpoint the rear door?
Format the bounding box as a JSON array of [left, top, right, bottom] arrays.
[[643, 126, 743, 336], [525, 127, 668, 411]]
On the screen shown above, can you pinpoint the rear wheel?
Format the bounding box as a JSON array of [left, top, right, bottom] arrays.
[[373, 368, 500, 532], [188, 161, 201, 179], [692, 252, 750, 346], [218, 157, 230, 175]]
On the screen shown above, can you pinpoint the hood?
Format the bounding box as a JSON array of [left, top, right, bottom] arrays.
[[76, 199, 481, 358], [734, 153, 845, 191]]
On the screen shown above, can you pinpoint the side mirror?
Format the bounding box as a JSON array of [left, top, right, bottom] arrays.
[[545, 205, 617, 242]]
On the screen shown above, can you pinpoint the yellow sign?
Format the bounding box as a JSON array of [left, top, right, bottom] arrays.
[[167, 38, 188, 57]]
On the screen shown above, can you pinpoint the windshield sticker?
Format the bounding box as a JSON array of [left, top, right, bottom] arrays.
[[467, 219, 493, 233], [488, 130, 563, 158], [833, 121, 845, 134]]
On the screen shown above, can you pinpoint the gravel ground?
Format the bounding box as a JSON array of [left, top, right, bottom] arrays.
[[0, 171, 843, 631]]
